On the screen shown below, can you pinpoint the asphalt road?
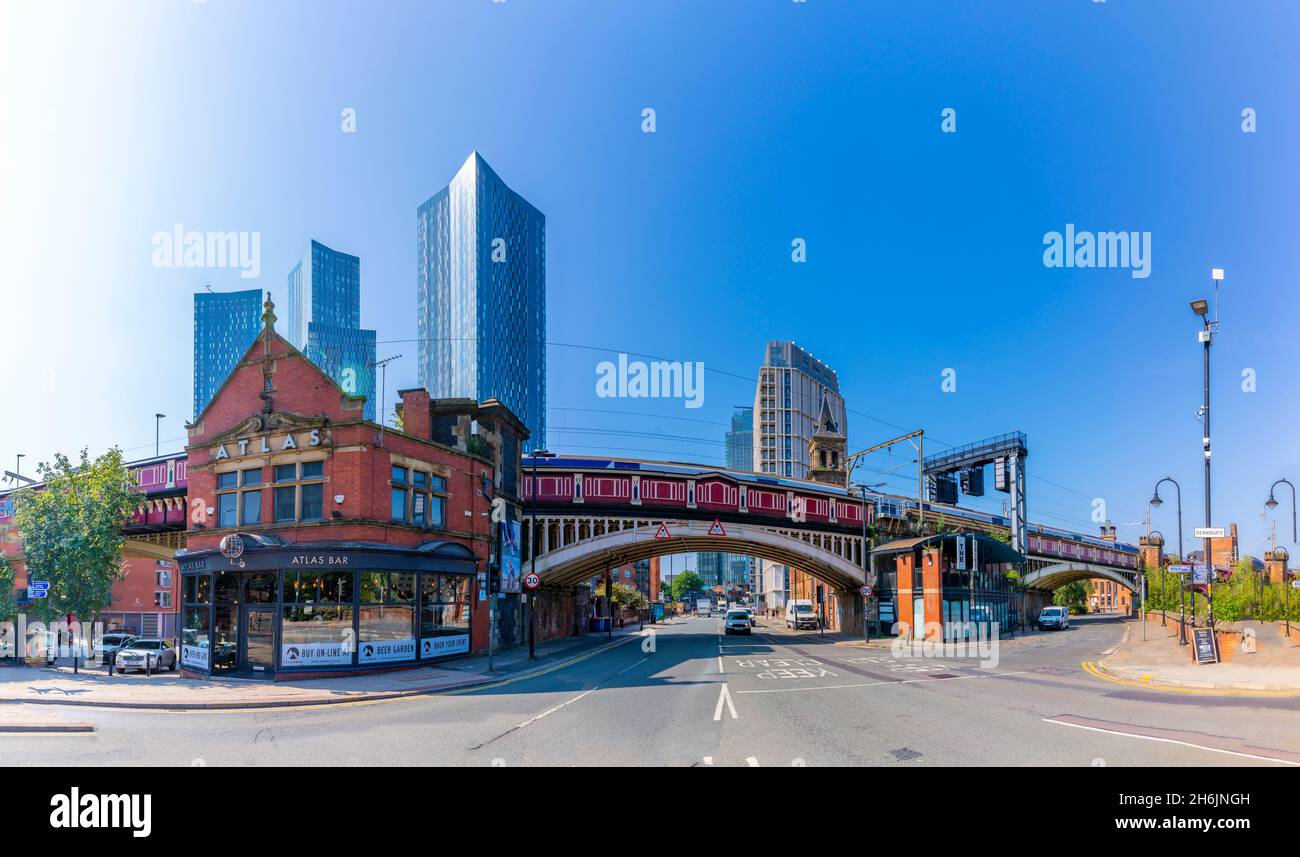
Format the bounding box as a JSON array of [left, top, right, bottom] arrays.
[[3, 614, 1298, 766]]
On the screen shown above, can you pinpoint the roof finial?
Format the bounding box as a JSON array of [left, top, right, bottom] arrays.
[[261, 291, 277, 331]]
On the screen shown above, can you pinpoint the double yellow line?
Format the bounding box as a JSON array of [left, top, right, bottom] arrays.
[[1081, 660, 1300, 697]]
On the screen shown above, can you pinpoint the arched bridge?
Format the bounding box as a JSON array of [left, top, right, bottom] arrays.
[[520, 455, 1142, 597]]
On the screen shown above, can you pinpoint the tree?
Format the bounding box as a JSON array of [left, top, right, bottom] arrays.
[[609, 583, 646, 613], [13, 448, 139, 625], [0, 554, 15, 621], [1053, 580, 1091, 615], [669, 570, 704, 603]]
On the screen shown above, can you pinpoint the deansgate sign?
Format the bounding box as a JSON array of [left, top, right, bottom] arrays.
[[212, 429, 327, 460]]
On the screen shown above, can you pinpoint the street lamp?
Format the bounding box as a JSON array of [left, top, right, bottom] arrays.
[[1265, 479, 1296, 637], [154, 413, 166, 457], [850, 481, 884, 643], [527, 449, 556, 659], [1191, 271, 1219, 626], [1151, 476, 1187, 645]]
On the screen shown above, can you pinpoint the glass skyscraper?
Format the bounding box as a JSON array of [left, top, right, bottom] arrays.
[[699, 405, 758, 596], [417, 151, 546, 448], [193, 288, 263, 418], [287, 240, 377, 421]]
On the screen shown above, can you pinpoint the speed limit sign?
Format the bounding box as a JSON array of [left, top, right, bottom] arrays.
[[860, 584, 873, 598], [524, 571, 541, 590]]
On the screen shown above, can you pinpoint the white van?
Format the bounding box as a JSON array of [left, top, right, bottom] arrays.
[[785, 599, 819, 630]]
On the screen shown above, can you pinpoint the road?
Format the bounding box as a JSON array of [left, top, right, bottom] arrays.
[[3, 615, 1298, 766]]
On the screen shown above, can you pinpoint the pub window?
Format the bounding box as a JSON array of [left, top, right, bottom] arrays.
[[391, 466, 445, 528], [358, 572, 417, 657], [270, 460, 326, 523], [218, 492, 238, 528], [241, 489, 262, 525], [420, 573, 471, 639]]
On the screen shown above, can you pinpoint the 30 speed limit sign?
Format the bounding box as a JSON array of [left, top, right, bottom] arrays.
[[860, 584, 873, 598], [524, 571, 541, 590]]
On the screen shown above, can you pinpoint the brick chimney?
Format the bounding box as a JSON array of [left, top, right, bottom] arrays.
[[1138, 533, 1164, 571], [1099, 521, 1117, 542], [396, 389, 431, 439], [1264, 549, 1290, 585]]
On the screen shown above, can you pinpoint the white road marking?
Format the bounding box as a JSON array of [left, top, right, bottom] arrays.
[[713, 683, 738, 720], [1042, 717, 1300, 767], [736, 670, 1029, 694], [718, 655, 724, 674], [745, 756, 760, 767], [514, 656, 649, 730]]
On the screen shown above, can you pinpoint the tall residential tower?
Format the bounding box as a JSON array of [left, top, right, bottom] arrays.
[[193, 288, 262, 418], [753, 342, 847, 609], [417, 152, 546, 448], [286, 239, 377, 420]]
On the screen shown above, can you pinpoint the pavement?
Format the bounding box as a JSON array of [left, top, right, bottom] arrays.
[[4, 612, 1299, 766], [1096, 614, 1300, 693], [0, 621, 663, 717]]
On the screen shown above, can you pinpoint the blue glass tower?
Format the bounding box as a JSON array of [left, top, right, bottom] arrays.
[[193, 288, 263, 418], [287, 240, 377, 420], [417, 152, 546, 448]]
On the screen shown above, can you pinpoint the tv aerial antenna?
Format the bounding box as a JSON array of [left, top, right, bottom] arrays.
[[367, 354, 403, 445]]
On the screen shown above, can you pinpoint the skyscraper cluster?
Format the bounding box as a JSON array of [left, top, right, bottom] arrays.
[[192, 152, 546, 446]]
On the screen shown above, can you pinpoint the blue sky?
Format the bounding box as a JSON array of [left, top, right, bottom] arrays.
[[3, 1, 1298, 558]]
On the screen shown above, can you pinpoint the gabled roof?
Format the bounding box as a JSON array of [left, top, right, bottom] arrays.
[[188, 293, 365, 429]]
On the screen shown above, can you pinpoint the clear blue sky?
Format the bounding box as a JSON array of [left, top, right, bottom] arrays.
[[3, 1, 1298, 557]]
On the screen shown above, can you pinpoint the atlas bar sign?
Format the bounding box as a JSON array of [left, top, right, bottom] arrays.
[[213, 429, 326, 460]]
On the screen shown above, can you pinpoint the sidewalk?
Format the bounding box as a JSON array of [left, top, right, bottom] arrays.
[[1096, 616, 1300, 693], [0, 625, 654, 713]]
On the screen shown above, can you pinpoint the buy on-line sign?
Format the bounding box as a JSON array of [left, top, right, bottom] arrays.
[[1194, 527, 1226, 539]]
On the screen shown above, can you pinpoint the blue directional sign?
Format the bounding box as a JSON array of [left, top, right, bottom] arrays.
[[28, 581, 49, 599]]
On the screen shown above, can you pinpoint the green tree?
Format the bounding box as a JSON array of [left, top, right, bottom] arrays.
[[0, 554, 15, 622], [609, 583, 646, 613], [669, 570, 704, 603], [1053, 580, 1091, 614], [13, 448, 139, 625]]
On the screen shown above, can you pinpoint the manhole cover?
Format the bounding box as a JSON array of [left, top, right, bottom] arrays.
[[889, 747, 922, 762]]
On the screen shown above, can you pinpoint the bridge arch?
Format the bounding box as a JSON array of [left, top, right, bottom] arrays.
[[1022, 561, 1136, 594], [534, 518, 866, 592]]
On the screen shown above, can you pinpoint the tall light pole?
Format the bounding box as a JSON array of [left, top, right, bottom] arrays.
[[1192, 268, 1221, 625], [850, 480, 885, 643], [1265, 479, 1296, 637], [154, 413, 166, 457], [527, 449, 555, 659], [1151, 477, 1185, 643]]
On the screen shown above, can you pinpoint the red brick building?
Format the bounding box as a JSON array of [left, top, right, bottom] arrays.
[[176, 295, 521, 679]]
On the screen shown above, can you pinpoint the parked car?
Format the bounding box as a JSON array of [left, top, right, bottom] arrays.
[[115, 639, 177, 673], [94, 632, 137, 664], [1038, 606, 1070, 631], [785, 599, 819, 630], [723, 609, 753, 635]]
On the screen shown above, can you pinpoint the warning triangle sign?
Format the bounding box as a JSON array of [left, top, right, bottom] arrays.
[[708, 519, 727, 537], [655, 523, 672, 540]]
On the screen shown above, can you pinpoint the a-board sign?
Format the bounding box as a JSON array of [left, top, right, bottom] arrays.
[[1191, 627, 1220, 664]]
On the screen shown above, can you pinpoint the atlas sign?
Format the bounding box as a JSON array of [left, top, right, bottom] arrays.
[[212, 429, 326, 460]]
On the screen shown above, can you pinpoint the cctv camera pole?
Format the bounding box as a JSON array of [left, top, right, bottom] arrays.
[[1201, 310, 1214, 627]]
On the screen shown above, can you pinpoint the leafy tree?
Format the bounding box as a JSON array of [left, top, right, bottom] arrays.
[[13, 448, 139, 625], [669, 570, 704, 603], [609, 583, 646, 613], [0, 554, 15, 621], [1053, 580, 1091, 614]]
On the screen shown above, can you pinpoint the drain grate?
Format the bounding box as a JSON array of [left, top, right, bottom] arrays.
[[889, 747, 923, 762]]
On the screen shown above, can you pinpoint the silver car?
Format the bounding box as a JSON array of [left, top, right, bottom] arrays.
[[723, 609, 753, 635], [115, 639, 178, 673]]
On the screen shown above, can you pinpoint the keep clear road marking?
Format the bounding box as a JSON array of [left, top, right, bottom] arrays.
[[713, 683, 738, 721]]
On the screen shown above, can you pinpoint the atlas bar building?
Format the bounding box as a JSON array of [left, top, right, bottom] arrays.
[[176, 294, 526, 679]]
